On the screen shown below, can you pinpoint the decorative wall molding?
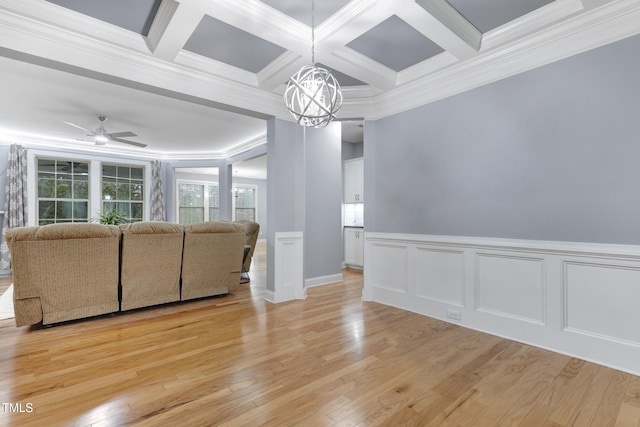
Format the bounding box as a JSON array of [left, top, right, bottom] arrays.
[[363, 232, 640, 375], [305, 273, 344, 288], [269, 232, 305, 303], [370, 0, 640, 120], [3, 0, 636, 129]]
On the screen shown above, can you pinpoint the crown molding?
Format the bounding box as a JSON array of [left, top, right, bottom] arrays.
[[397, 51, 458, 86], [1, 0, 638, 155], [1, 127, 268, 161], [481, 0, 585, 52], [0, 5, 289, 121], [0, 0, 149, 53], [176, 51, 258, 87], [369, 0, 640, 120]]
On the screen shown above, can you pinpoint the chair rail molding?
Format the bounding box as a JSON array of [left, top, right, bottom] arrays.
[[363, 232, 640, 376]]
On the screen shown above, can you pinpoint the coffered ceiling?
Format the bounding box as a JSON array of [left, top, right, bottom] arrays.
[[0, 0, 639, 159]]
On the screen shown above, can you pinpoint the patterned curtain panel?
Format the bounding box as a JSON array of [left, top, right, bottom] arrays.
[[150, 160, 165, 221], [0, 144, 28, 270]]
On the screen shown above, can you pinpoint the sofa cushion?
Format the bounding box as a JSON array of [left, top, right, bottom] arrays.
[[181, 221, 244, 300], [6, 223, 121, 326], [119, 221, 184, 235], [7, 223, 120, 242], [119, 222, 184, 311]]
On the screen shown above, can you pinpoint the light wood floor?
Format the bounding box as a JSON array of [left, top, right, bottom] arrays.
[[1, 243, 639, 426]]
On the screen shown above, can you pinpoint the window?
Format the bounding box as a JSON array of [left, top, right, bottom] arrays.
[[178, 183, 204, 224], [233, 186, 256, 221], [209, 185, 220, 222], [178, 181, 220, 225], [37, 159, 89, 225], [32, 152, 149, 226], [177, 181, 256, 224], [102, 165, 144, 222]]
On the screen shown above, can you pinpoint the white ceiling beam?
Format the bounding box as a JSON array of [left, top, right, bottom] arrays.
[[324, 47, 398, 91], [257, 51, 306, 92], [403, 0, 481, 60], [315, 0, 396, 53], [145, 0, 208, 61], [206, 0, 310, 56]]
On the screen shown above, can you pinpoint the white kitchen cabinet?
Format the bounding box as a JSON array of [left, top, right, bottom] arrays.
[[344, 227, 364, 268], [344, 158, 364, 203]]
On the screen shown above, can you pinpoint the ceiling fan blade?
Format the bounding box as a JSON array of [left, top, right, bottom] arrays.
[[110, 137, 147, 148], [64, 121, 93, 134], [108, 131, 137, 138]]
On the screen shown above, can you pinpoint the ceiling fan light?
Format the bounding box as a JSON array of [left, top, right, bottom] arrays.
[[95, 134, 108, 144]]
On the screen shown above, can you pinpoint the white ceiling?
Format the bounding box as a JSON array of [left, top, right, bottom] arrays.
[[0, 0, 639, 165]]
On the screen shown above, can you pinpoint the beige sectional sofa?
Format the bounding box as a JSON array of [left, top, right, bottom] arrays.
[[6, 223, 121, 326], [6, 221, 245, 327]]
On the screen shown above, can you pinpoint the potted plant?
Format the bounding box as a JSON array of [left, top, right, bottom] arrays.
[[92, 210, 129, 225]]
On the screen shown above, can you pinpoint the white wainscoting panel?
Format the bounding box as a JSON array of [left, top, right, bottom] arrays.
[[475, 254, 545, 324], [272, 232, 304, 303], [369, 243, 408, 294], [564, 261, 640, 345], [414, 247, 464, 306], [363, 233, 640, 375]]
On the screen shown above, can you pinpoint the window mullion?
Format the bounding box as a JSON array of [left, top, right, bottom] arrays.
[[90, 160, 102, 222]]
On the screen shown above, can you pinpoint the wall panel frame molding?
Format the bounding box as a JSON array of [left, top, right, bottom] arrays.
[[265, 232, 304, 303], [363, 232, 640, 375]]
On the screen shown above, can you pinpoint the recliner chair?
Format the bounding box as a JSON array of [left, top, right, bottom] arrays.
[[233, 220, 260, 283]]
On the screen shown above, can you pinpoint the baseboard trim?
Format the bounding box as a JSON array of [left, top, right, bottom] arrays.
[[305, 273, 343, 288], [364, 232, 640, 375]]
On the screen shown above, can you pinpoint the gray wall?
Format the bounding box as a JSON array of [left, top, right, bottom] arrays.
[[305, 122, 343, 279], [342, 141, 363, 161], [266, 118, 343, 289], [366, 33, 640, 245], [267, 118, 305, 291]]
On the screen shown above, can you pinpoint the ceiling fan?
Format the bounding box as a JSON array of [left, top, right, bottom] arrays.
[[64, 114, 147, 148]]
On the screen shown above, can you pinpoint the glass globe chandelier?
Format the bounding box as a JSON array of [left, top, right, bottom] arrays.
[[283, 0, 343, 128]]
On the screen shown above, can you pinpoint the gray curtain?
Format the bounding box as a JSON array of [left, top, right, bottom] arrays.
[[150, 160, 165, 221], [1, 144, 28, 270]]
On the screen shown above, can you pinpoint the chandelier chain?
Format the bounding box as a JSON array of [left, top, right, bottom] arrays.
[[283, 0, 342, 128], [311, 0, 315, 64]]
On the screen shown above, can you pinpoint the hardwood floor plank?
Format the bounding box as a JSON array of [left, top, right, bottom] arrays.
[[615, 403, 640, 427], [0, 243, 638, 426], [590, 370, 632, 427]]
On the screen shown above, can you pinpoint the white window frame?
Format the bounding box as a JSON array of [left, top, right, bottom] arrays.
[[27, 149, 152, 226], [175, 180, 258, 223], [232, 183, 258, 222], [176, 179, 219, 224]]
